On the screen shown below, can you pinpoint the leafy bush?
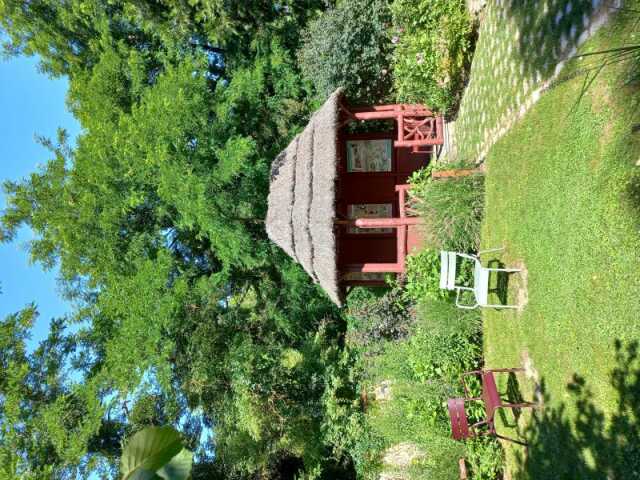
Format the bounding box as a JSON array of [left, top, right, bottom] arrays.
[[391, 0, 473, 112], [465, 437, 505, 480], [409, 167, 485, 252], [416, 297, 481, 339], [346, 285, 416, 347], [406, 312, 481, 386], [299, 0, 394, 104], [404, 249, 451, 302], [404, 248, 474, 302]]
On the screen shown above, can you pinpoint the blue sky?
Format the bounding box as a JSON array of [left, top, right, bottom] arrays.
[[0, 54, 81, 346]]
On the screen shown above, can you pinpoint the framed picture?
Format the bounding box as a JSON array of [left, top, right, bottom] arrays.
[[346, 139, 393, 172], [348, 203, 393, 234]]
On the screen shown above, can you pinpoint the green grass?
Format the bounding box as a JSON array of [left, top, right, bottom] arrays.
[[454, 0, 604, 161], [479, 4, 640, 478], [351, 2, 640, 479], [357, 301, 481, 480]]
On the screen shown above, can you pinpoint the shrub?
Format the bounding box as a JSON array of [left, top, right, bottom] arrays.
[[299, 0, 394, 104], [406, 314, 481, 386], [404, 249, 451, 302], [404, 249, 474, 302], [465, 437, 505, 480], [346, 285, 416, 347], [409, 167, 485, 252], [416, 297, 481, 339], [391, 0, 473, 113]]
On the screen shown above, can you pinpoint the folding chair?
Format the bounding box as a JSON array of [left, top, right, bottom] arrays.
[[439, 248, 521, 309], [448, 367, 536, 445]]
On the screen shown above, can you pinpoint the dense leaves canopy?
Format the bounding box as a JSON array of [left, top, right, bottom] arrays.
[[0, 1, 367, 479]]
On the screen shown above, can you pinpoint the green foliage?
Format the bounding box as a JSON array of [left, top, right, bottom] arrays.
[[0, 306, 37, 479], [0, 0, 325, 78], [120, 426, 192, 480], [416, 297, 481, 339], [0, 306, 116, 479], [365, 380, 463, 480], [404, 249, 451, 302], [464, 438, 504, 480], [320, 346, 380, 475], [372, 302, 481, 390], [406, 306, 481, 386], [404, 248, 474, 302], [0, 6, 347, 477], [391, 0, 473, 112], [409, 168, 485, 252], [347, 293, 487, 480], [299, 0, 394, 103], [345, 285, 416, 347]]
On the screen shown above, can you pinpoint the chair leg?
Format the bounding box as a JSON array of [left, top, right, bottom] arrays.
[[487, 268, 522, 273], [502, 401, 538, 410], [494, 433, 529, 447]]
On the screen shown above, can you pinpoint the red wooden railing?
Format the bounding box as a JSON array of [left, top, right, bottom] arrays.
[[341, 184, 420, 274], [341, 103, 444, 152]]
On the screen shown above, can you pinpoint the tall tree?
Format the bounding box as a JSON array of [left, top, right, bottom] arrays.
[[0, 1, 365, 478]]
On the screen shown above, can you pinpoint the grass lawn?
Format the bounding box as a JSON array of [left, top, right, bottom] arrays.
[[454, 0, 612, 162], [478, 3, 640, 478]]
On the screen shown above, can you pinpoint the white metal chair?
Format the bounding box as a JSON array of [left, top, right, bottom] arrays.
[[440, 248, 521, 309]]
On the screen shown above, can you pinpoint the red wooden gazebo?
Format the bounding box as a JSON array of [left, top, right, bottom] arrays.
[[266, 89, 444, 305]]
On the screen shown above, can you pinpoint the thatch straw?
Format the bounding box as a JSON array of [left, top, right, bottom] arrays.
[[266, 88, 344, 305]]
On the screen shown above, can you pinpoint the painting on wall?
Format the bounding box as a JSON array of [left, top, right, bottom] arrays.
[[348, 203, 393, 234], [346, 139, 393, 172]]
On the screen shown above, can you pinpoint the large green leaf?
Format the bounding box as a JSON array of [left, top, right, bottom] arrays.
[[120, 426, 185, 480], [156, 449, 193, 480]]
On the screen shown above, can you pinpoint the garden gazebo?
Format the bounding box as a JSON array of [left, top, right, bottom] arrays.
[[266, 88, 444, 305]]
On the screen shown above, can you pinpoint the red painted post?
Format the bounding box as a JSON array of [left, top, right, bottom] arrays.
[[354, 217, 421, 228], [396, 224, 406, 272], [397, 105, 404, 144], [344, 263, 405, 273], [395, 184, 411, 218]]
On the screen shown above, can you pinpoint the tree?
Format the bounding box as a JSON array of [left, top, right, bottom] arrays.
[[0, 1, 365, 478]]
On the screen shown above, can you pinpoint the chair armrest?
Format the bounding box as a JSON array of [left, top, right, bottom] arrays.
[[478, 246, 505, 256], [456, 252, 479, 263]]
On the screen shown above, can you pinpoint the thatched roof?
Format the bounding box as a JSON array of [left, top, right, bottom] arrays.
[[266, 88, 344, 306]]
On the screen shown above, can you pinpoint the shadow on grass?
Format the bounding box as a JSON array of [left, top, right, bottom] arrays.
[[493, 372, 527, 429], [624, 160, 640, 230], [508, 0, 640, 109], [506, 0, 601, 81], [486, 259, 516, 307], [512, 340, 640, 480]]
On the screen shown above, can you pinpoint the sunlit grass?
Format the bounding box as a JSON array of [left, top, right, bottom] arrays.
[[481, 3, 640, 477]]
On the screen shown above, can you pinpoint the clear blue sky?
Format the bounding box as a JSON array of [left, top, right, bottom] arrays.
[[0, 55, 81, 347]]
